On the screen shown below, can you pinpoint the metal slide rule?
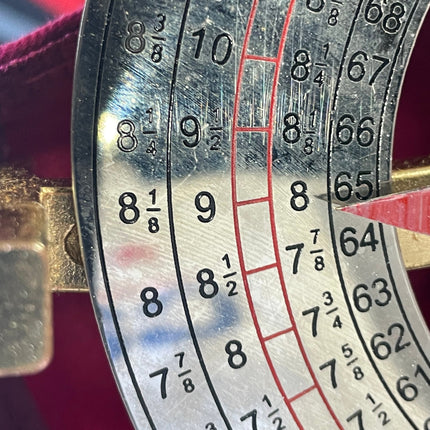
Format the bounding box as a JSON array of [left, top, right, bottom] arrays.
[[72, 0, 430, 428]]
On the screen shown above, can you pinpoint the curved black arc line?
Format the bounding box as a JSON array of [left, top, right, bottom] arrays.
[[374, 0, 430, 369], [326, 2, 419, 428], [165, 1, 232, 429], [330, 1, 363, 111], [92, 1, 156, 428]]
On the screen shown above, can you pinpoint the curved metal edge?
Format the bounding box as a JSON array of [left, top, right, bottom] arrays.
[[71, 1, 142, 428]]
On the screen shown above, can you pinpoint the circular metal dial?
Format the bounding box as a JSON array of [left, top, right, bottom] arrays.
[[73, 0, 430, 428]]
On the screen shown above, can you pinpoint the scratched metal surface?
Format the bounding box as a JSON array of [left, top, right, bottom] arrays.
[[73, 1, 430, 428]]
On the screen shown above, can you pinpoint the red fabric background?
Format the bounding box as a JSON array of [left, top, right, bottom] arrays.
[[30, 0, 84, 15], [0, 5, 428, 430]]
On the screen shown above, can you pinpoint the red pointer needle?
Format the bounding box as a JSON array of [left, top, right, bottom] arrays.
[[339, 187, 430, 236]]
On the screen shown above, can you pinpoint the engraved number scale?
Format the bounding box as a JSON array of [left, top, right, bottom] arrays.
[[72, 0, 430, 428]]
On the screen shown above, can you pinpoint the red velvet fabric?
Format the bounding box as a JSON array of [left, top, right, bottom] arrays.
[[30, 0, 84, 15], [0, 9, 80, 178], [0, 6, 428, 430]]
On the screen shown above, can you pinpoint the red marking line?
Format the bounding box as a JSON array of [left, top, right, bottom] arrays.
[[235, 126, 271, 133], [262, 327, 294, 342], [231, 0, 343, 428], [289, 385, 317, 403], [236, 196, 270, 206], [246, 54, 278, 62], [245, 262, 278, 276]]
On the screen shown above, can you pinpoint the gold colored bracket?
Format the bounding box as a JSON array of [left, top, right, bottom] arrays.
[[39, 186, 86, 292]]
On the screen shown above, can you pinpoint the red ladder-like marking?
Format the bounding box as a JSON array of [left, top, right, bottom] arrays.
[[230, 1, 343, 428]]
